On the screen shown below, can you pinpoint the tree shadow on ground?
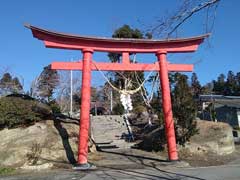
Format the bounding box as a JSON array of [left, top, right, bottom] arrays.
[[98, 149, 206, 180], [54, 114, 79, 125], [53, 119, 77, 164], [103, 167, 206, 180], [98, 148, 169, 163]]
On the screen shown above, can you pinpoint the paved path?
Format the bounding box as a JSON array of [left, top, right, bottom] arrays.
[[91, 115, 135, 149], [1, 164, 240, 180]]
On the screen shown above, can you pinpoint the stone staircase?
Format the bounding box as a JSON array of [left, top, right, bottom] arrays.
[[91, 115, 136, 150]]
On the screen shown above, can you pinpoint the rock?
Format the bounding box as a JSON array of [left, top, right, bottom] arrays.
[[0, 115, 136, 168], [0, 120, 79, 167], [185, 120, 235, 155], [140, 111, 149, 118], [21, 163, 53, 170], [133, 126, 166, 151], [129, 111, 159, 125]]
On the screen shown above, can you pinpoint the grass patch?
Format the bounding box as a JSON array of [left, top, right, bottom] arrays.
[[0, 167, 15, 175]]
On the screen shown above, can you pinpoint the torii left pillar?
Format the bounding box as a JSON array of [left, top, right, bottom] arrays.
[[157, 51, 178, 161], [77, 49, 93, 166]]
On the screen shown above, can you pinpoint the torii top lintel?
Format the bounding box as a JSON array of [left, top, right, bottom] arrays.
[[25, 24, 209, 53], [26, 24, 209, 72]]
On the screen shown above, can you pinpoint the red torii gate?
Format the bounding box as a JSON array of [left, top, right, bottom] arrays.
[[26, 24, 208, 168]]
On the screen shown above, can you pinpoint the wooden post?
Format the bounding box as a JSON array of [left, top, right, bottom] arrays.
[[78, 49, 93, 164], [157, 51, 178, 161]]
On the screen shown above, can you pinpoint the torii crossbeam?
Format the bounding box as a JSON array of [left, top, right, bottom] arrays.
[[26, 24, 209, 168]]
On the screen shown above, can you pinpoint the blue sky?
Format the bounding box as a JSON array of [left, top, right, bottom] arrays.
[[0, 0, 239, 91]]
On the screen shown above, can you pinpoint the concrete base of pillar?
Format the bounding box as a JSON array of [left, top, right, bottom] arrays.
[[72, 163, 97, 170]]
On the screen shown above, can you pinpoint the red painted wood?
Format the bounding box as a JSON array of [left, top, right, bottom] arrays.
[[157, 51, 178, 161], [122, 52, 130, 64], [51, 61, 193, 72], [78, 49, 93, 164], [25, 24, 208, 53], [44, 40, 201, 53]]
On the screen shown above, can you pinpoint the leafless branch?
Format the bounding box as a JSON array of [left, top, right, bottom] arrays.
[[147, 0, 220, 38], [167, 0, 220, 37]]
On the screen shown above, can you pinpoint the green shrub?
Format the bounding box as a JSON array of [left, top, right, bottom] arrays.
[[48, 100, 61, 114], [172, 73, 198, 145], [0, 95, 52, 129], [0, 167, 15, 175]]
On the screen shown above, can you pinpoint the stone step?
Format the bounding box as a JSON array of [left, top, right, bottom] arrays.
[[91, 115, 136, 149]]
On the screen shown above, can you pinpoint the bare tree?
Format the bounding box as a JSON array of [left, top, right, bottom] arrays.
[[30, 77, 41, 98], [31, 65, 59, 102], [55, 71, 81, 113], [146, 0, 220, 38]]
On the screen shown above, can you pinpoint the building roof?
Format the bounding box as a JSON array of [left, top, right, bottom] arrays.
[[199, 95, 240, 108]]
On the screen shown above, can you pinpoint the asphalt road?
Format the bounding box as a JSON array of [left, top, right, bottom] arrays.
[[1, 164, 240, 180]]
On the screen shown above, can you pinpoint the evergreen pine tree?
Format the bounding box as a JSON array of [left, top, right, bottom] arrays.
[[172, 73, 198, 145], [235, 72, 240, 95], [225, 71, 236, 95], [191, 72, 202, 98], [212, 74, 225, 94]]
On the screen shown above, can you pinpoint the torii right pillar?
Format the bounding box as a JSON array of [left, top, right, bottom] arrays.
[[157, 51, 178, 161]]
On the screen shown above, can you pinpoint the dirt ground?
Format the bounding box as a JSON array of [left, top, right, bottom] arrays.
[[85, 144, 240, 170]]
